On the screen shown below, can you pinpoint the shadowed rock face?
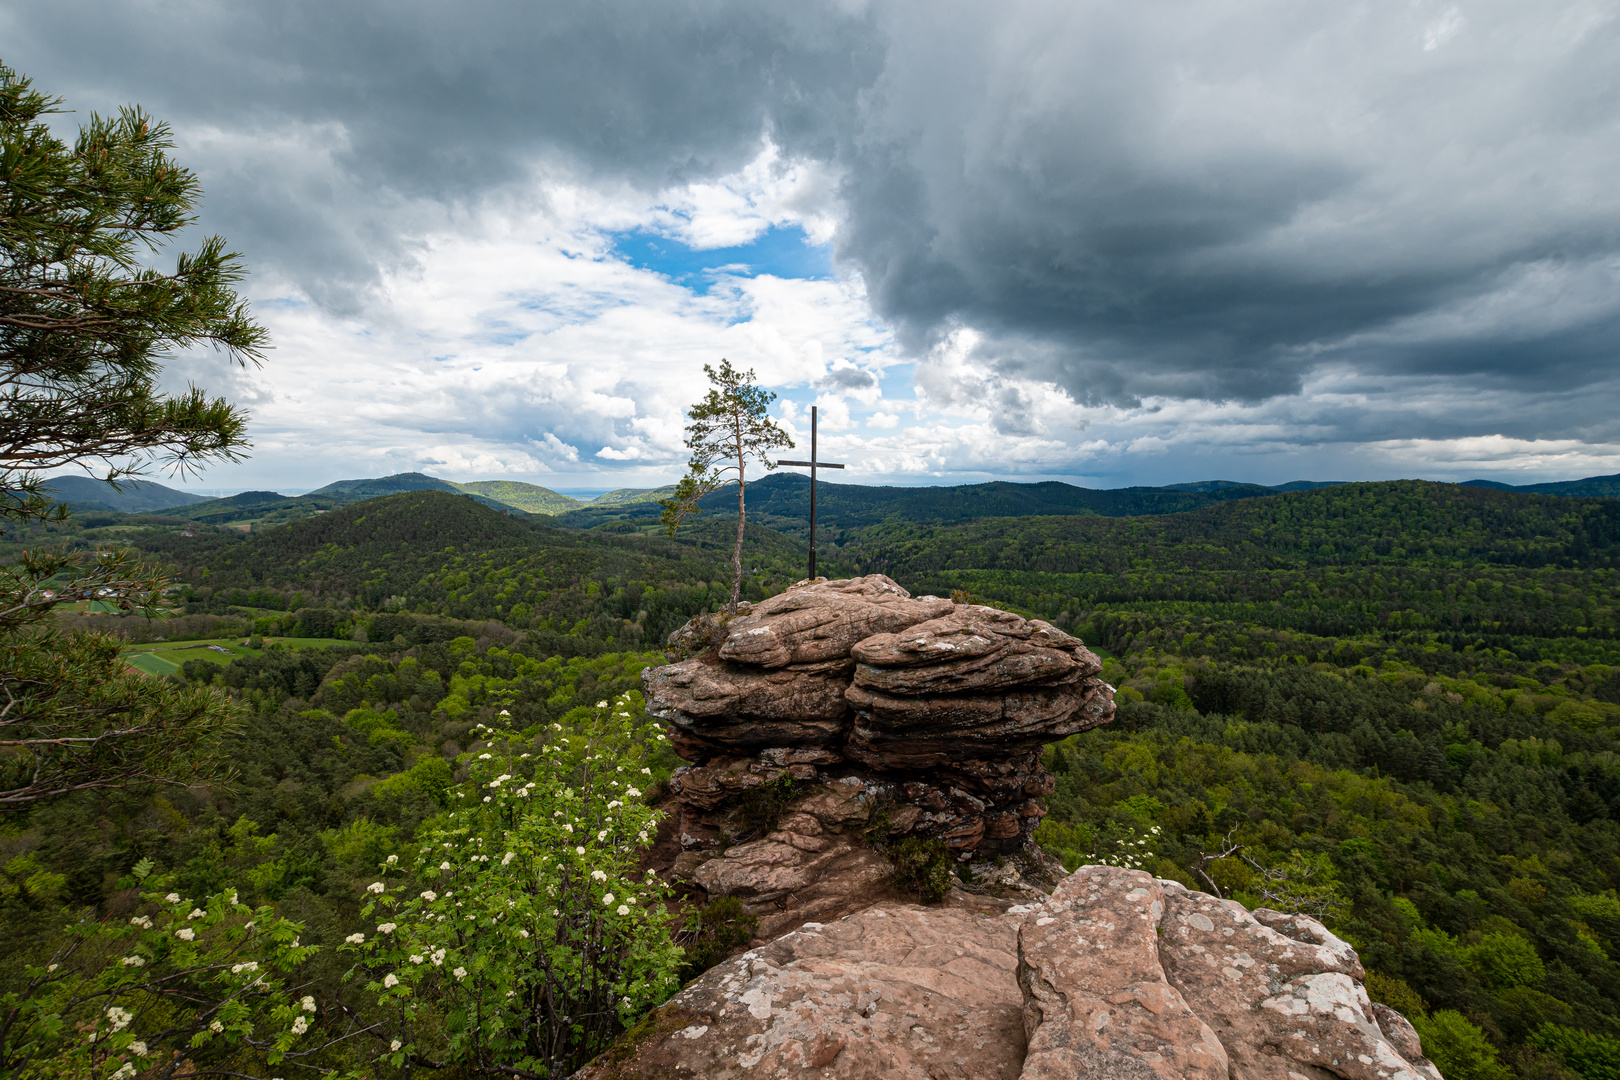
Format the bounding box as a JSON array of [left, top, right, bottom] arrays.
[[578, 865, 1447, 1080], [644, 656, 855, 748], [642, 576, 1117, 860]]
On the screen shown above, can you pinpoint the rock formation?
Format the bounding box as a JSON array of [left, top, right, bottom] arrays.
[[575, 898, 1030, 1080], [579, 866, 1446, 1080], [643, 575, 1116, 866]]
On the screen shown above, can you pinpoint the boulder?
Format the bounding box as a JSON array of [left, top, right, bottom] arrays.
[[677, 777, 895, 936], [573, 900, 1030, 1080], [1016, 867, 1230, 1080], [852, 606, 1102, 695], [845, 676, 1115, 762], [644, 655, 855, 749], [1156, 881, 1434, 1080], [1016, 866, 1442, 1080], [713, 575, 955, 668], [582, 864, 1448, 1080], [1373, 1005, 1446, 1080], [668, 757, 784, 812], [641, 578, 1118, 862]]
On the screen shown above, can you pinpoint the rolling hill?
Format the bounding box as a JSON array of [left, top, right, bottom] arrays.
[[41, 475, 214, 513], [1464, 471, 1620, 498], [587, 485, 678, 506], [555, 472, 1289, 535], [453, 480, 582, 514]]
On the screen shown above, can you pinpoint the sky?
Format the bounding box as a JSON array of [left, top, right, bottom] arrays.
[[8, 0, 1620, 494]]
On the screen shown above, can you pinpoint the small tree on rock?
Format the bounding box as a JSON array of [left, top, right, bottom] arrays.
[[659, 360, 792, 615]]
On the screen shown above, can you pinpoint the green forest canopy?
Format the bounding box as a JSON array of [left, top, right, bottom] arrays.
[[5, 479, 1620, 1078]]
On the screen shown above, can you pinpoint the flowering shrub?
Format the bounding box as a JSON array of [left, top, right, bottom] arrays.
[[1035, 818, 1162, 872], [344, 692, 681, 1076], [1, 861, 320, 1079]]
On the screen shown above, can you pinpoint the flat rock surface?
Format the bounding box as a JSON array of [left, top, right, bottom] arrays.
[[575, 900, 1029, 1080], [716, 575, 955, 669], [584, 862, 1450, 1080], [1158, 882, 1433, 1080], [1017, 867, 1230, 1080]]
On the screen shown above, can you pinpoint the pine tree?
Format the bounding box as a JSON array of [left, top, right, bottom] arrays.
[[0, 62, 265, 807], [660, 360, 793, 615]]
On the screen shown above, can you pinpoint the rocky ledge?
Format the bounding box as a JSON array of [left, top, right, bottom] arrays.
[[643, 575, 1116, 864], [578, 865, 1445, 1080]]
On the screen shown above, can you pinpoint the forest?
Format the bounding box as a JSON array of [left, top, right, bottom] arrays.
[[5, 480, 1620, 1079]]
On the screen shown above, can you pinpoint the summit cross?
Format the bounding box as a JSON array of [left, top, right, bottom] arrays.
[[777, 404, 844, 581]]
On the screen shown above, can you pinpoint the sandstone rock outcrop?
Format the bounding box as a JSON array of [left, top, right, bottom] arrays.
[[715, 576, 955, 668], [1020, 866, 1442, 1080], [576, 865, 1446, 1080], [642, 576, 1116, 862], [1017, 868, 1230, 1080], [573, 899, 1030, 1080]]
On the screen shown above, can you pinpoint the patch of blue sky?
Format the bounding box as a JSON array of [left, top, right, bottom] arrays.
[[256, 296, 308, 309], [479, 328, 532, 347], [608, 224, 833, 294]]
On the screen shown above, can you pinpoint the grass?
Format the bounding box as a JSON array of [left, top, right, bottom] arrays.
[[125, 652, 180, 676], [120, 636, 350, 674]]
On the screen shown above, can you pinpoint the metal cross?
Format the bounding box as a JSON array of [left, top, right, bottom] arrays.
[[777, 405, 844, 580]]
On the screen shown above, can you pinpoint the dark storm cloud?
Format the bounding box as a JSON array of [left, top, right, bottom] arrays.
[[5, 0, 881, 306], [829, 0, 1620, 415], [9, 0, 1620, 428]]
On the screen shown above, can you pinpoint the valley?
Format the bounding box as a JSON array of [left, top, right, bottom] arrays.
[[6, 476, 1620, 1078]]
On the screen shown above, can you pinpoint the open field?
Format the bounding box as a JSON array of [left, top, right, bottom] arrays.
[[120, 636, 350, 675]]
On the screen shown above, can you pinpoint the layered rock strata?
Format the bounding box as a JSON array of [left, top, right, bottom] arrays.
[[643, 575, 1116, 862], [577, 865, 1446, 1080]]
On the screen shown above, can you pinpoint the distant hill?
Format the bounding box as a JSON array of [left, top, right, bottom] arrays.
[[139, 489, 810, 618], [556, 473, 1292, 536], [306, 472, 463, 498], [42, 475, 213, 513], [588, 485, 678, 506], [305, 471, 588, 515], [1463, 472, 1620, 498], [160, 491, 352, 527], [453, 480, 582, 515]]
